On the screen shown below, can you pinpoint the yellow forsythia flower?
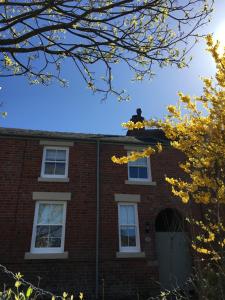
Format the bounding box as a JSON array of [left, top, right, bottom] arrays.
[[79, 292, 84, 300]]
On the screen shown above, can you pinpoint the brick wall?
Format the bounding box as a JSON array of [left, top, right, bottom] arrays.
[[0, 135, 201, 300]]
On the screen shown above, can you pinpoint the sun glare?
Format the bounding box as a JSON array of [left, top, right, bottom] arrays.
[[214, 22, 225, 55]]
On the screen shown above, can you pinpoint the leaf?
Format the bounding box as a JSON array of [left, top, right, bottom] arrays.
[[26, 287, 33, 298]]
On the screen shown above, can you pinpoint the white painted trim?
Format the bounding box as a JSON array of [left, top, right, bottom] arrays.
[[118, 203, 141, 253], [125, 180, 157, 186], [24, 252, 68, 260], [40, 140, 74, 147], [114, 194, 140, 203], [38, 177, 69, 182], [127, 152, 152, 182], [116, 252, 145, 258], [30, 201, 67, 254], [40, 146, 69, 179], [32, 192, 71, 201]]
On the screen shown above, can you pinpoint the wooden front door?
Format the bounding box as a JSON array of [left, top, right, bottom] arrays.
[[155, 209, 192, 291]]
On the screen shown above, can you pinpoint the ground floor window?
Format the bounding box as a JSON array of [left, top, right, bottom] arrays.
[[31, 201, 67, 253], [118, 203, 140, 252]]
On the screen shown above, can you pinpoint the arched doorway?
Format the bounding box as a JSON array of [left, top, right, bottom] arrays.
[[155, 208, 192, 290]]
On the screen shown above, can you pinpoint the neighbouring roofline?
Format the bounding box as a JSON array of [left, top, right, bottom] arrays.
[[0, 127, 170, 146]]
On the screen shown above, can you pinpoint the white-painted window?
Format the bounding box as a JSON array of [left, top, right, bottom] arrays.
[[41, 147, 69, 178], [118, 203, 140, 252], [31, 201, 67, 253], [128, 155, 151, 181]]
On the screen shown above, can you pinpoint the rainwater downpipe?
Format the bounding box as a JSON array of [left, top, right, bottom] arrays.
[[95, 140, 100, 300]]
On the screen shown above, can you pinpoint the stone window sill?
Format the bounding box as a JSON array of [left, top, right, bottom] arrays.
[[38, 177, 69, 183], [24, 252, 68, 260], [116, 252, 146, 258], [125, 180, 156, 186]]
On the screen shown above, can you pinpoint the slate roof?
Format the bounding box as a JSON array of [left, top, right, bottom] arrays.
[[0, 127, 170, 145]]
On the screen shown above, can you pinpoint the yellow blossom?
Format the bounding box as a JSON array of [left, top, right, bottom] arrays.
[[167, 105, 180, 118], [192, 244, 211, 255], [156, 143, 162, 153]]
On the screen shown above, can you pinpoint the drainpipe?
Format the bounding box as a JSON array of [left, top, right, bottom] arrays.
[[95, 140, 100, 299]]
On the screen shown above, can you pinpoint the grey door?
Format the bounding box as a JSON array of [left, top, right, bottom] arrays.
[[155, 209, 192, 290]]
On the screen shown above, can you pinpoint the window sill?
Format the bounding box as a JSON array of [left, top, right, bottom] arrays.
[[38, 177, 69, 183], [116, 252, 146, 258], [125, 180, 157, 186], [24, 252, 68, 260]]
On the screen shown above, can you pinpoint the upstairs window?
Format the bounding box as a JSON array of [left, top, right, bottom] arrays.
[[128, 156, 151, 181], [118, 203, 140, 252], [31, 201, 66, 253], [41, 147, 69, 178]]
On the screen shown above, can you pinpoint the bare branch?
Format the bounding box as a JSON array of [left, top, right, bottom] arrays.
[[0, 0, 214, 99]]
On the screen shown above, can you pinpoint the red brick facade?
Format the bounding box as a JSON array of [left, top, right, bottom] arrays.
[[0, 128, 201, 300]]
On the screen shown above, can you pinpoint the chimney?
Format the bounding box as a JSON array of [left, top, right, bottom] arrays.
[[126, 108, 145, 136]]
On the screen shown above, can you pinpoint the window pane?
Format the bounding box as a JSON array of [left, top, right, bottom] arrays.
[[49, 238, 61, 247], [120, 205, 135, 225], [121, 226, 136, 247], [120, 205, 127, 224], [49, 204, 64, 224], [35, 225, 49, 247], [129, 157, 147, 167], [36, 225, 49, 239], [37, 204, 63, 225], [37, 206, 50, 224], [128, 160, 137, 167], [138, 167, 148, 179], [45, 162, 55, 175], [55, 163, 66, 175], [46, 149, 56, 161], [35, 225, 62, 248], [50, 225, 62, 238], [35, 237, 48, 248], [127, 206, 135, 225], [129, 166, 148, 179], [56, 150, 66, 161], [128, 227, 136, 246], [129, 166, 138, 178], [136, 157, 147, 166], [121, 226, 129, 247]]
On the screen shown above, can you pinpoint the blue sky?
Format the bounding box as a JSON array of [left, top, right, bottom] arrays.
[[1, 1, 224, 135]]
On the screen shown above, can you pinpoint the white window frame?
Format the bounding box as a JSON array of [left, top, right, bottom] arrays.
[[31, 201, 67, 254], [41, 146, 69, 178], [127, 152, 151, 182], [118, 203, 140, 253]]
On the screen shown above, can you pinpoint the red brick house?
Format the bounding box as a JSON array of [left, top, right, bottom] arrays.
[[0, 121, 200, 299]]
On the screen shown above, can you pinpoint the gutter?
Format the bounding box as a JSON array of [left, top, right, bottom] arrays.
[[95, 140, 100, 299]]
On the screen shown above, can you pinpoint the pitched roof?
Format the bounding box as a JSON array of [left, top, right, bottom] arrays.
[[0, 127, 170, 145]]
